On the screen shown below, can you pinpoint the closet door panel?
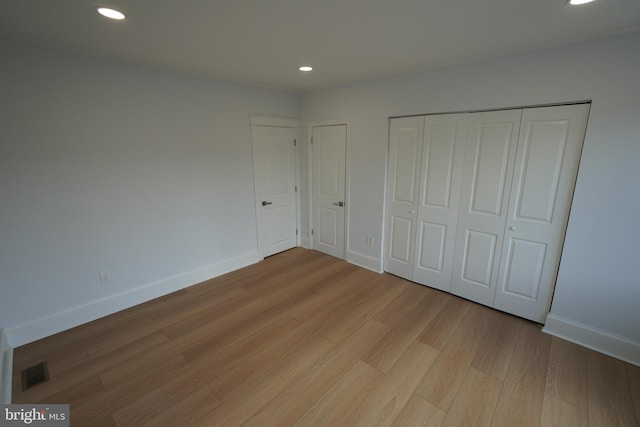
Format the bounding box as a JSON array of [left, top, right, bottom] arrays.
[[461, 229, 498, 287], [413, 114, 467, 291], [417, 222, 446, 272], [495, 104, 590, 322], [500, 238, 546, 299], [390, 217, 414, 265], [451, 110, 522, 306], [385, 117, 424, 280]]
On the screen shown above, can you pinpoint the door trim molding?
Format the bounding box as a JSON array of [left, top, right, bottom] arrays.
[[250, 115, 300, 258], [250, 115, 299, 128], [389, 100, 592, 120], [307, 119, 350, 259]]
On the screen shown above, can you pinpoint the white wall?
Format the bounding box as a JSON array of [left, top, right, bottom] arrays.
[[301, 30, 640, 364], [2, 31, 638, 364], [0, 39, 299, 346]]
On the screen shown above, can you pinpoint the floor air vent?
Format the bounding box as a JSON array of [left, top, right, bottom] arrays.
[[21, 362, 49, 391]]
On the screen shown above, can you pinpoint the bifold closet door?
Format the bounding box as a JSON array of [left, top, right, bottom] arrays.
[[412, 114, 467, 292], [384, 116, 424, 280], [494, 104, 590, 322], [451, 110, 522, 306], [385, 104, 589, 324]]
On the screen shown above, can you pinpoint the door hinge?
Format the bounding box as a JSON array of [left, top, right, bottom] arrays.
[[295, 185, 297, 192], [296, 229, 298, 235], [311, 136, 313, 144], [294, 139, 297, 147], [311, 229, 314, 236]]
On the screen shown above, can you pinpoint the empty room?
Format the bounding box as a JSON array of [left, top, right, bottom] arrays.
[[1, 1, 639, 426]]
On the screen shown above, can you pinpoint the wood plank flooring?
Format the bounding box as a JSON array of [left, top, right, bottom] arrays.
[[11, 248, 640, 426]]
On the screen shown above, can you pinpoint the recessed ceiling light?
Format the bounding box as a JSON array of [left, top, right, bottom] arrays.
[[97, 7, 126, 20], [568, 0, 596, 5], [299, 66, 313, 72]]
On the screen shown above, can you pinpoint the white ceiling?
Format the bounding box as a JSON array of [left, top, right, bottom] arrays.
[[1, 0, 639, 91]]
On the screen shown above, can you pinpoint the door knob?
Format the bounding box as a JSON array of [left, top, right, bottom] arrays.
[[409, 210, 415, 215], [262, 201, 272, 206], [509, 226, 516, 231], [333, 201, 344, 207]]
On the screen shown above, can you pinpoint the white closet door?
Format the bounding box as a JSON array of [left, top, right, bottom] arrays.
[[413, 113, 467, 292], [384, 116, 424, 280], [451, 110, 522, 306], [494, 104, 590, 322]]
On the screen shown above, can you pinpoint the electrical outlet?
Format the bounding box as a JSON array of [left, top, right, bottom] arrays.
[[366, 236, 374, 247], [99, 272, 110, 284], [220, 239, 225, 249]]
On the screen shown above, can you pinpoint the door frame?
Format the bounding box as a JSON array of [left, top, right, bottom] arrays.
[[250, 115, 301, 258], [307, 119, 350, 258]]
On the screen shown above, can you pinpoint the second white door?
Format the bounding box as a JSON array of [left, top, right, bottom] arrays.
[[312, 125, 347, 259]]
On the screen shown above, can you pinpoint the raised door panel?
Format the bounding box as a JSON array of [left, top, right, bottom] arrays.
[[495, 104, 589, 322], [265, 205, 295, 248], [468, 122, 515, 217], [313, 125, 347, 259], [392, 128, 421, 205], [385, 117, 424, 280], [417, 222, 446, 272], [451, 109, 521, 306], [389, 217, 413, 264], [500, 238, 546, 300], [318, 206, 339, 248], [413, 114, 467, 291], [461, 229, 498, 289], [318, 136, 340, 198]]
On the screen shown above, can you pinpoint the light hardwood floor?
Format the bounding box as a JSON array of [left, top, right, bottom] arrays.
[[11, 248, 640, 426]]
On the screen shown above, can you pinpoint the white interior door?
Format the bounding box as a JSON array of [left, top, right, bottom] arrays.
[[451, 110, 522, 306], [312, 125, 347, 259], [384, 117, 424, 280], [252, 122, 297, 258], [494, 104, 590, 322], [413, 113, 467, 292]]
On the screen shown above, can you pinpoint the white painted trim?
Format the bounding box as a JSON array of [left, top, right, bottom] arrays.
[[0, 328, 13, 404], [295, 127, 302, 248], [6, 252, 261, 347], [543, 313, 640, 367], [346, 250, 383, 273], [308, 119, 350, 258], [307, 126, 314, 249], [380, 118, 392, 273], [250, 115, 299, 128], [300, 236, 311, 249]]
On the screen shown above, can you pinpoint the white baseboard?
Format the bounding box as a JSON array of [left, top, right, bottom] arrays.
[[0, 328, 13, 404], [6, 252, 262, 348], [543, 313, 640, 367], [346, 250, 383, 273], [300, 236, 311, 249]]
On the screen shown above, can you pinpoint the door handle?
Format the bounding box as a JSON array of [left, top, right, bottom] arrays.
[[262, 201, 272, 206], [333, 201, 344, 207]]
